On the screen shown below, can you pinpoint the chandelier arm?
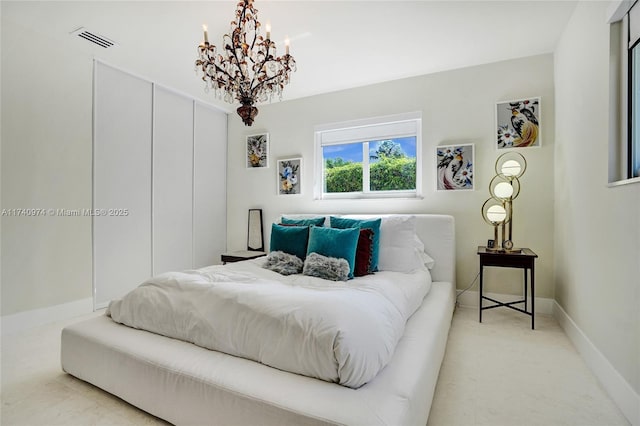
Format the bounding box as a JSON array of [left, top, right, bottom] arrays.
[[225, 43, 243, 75], [200, 46, 237, 87], [248, 40, 257, 64], [209, 62, 236, 87], [247, 18, 259, 58], [236, 0, 253, 59], [224, 32, 242, 67], [249, 68, 287, 99], [241, 0, 261, 57], [248, 44, 273, 92], [223, 34, 251, 85], [235, 1, 248, 36]]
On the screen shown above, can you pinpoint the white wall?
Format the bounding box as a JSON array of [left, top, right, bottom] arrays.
[[1, 17, 93, 316], [554, 0, 640, 401], [227, 54, 556, 298], [1, 10, 228, 318]]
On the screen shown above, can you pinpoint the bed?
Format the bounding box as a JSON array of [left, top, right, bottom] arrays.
[[61, 214, 456, 425]]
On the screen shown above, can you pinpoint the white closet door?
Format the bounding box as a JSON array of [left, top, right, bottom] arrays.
[[153, 87, 194, 274], [94, 62, 152, 308], [193, 103, 227, 267]]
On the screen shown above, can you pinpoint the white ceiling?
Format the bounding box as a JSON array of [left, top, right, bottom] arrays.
[[3, 1, 579, 113]]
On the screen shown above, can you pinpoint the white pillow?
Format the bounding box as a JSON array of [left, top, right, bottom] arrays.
[[378, 216, 428, 273], [413, 235, 436, 270]]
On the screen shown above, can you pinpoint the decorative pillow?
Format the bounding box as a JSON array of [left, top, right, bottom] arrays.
[[281, 216, 326, 227], [306, 226, 360, 278], [422, 252, 436, 270], [413, 235, 436, 270], [378, 216, 427, 273], [354, 228, 374, 277], [303, 252, 350, 282], [263, 251, 303, 275], [329, 217, 382, 272], [270, 223, 309, 261]]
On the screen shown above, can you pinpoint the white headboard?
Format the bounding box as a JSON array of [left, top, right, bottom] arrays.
[[279, 214, 456, 285]]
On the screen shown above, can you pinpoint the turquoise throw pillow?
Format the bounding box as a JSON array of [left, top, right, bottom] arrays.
[[281, 216, 326, 227], [270, 224, 309, 261], [330, 217, 382, 272], [306, 226, 360, 278]]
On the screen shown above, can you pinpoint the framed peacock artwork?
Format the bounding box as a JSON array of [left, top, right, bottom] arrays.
[[436, 144, 474, 191], [496, 97, 541, 149]]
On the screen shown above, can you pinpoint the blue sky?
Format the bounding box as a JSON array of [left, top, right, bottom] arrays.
[[323, 137, 417, 162]]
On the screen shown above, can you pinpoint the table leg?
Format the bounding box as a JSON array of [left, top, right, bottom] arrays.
[[524, 269, 528, 311], [479, 265, 483, 323], [531, 267, 535, 330]]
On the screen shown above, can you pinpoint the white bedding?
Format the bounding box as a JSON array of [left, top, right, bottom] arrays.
[[107, 258, 432, 389]]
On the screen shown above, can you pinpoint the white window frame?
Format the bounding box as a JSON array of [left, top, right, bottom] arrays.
[[313, 112, 422, 200], [608, 0, 640, 186]]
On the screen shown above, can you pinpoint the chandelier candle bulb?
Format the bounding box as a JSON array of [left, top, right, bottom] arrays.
[[202, 24, 208, 44], [285, 38, 290, 55], [266, 23, 271, 40]]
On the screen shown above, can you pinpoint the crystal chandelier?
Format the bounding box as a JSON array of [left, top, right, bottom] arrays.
[[195, 0, 297, 126]]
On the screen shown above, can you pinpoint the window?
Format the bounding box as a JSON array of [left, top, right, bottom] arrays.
[[314, 113, 422, 199], [609, 1, 640, 184], [629, 18, 640, 179]]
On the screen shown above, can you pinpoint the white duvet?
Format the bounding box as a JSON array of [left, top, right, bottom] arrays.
[[107, 259, 432, 388]]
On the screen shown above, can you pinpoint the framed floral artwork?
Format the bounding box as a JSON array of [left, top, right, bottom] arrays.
[[436, 144, 474, 191], [246, 133, 269, 168], [496, 97, 541, 149], [277, 157, 302, 195]]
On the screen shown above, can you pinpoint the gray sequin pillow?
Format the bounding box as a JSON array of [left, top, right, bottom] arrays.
[[303, 252, 350, 282], [263, 251, 303, 275]]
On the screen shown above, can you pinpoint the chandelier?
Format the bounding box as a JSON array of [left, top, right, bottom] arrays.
[[195, 0, 297, 126]]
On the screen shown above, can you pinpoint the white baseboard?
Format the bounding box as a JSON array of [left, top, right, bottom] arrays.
[[553, 302, 640, 426], [94, 300, 109, 310], [1, 297, 93, 336], [456, 289, 554, 315]]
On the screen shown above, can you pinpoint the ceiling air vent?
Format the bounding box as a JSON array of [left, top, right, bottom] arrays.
[[70, 27, 116, 49]]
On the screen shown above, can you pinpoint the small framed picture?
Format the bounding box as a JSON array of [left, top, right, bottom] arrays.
[[246, 133, 269, 168], [496, 97, 541, 149], [436, 144, 474, 191], [487, 239, 495, 249], [277, 157, 302, 195]]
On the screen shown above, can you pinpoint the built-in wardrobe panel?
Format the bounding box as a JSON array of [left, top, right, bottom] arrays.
[[194, 103, 227, 268], [93, 62, 152, 308], [153, 87, 194, 275], [93, 62, 227, 309]]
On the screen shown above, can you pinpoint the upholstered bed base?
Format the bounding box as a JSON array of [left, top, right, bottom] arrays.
[[61, 214, 456, 425]]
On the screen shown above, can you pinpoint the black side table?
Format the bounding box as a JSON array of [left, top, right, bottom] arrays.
[[477, 246, 538, 329], [221, 250, 266, 264]]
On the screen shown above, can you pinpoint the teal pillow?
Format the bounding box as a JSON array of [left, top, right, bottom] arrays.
[[281, 217, 326, 227], [307, 226, 360, 278], [270, 224, 309, 261], [330, 217, 382, 272]]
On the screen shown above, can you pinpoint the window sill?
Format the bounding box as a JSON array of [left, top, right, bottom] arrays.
[[315, 192, 423, 201], [607, 176, 640, 187]]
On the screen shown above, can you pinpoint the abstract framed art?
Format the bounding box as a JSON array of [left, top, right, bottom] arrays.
[[277, 157, 302, 195], [246, 133, 269, 168], [436, 144, 474, 191], [496, 97, 541, 149]]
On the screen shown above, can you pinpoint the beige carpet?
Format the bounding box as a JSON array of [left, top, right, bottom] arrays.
[[427, 306, 629, 426], [1, 306, 629, 426]]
